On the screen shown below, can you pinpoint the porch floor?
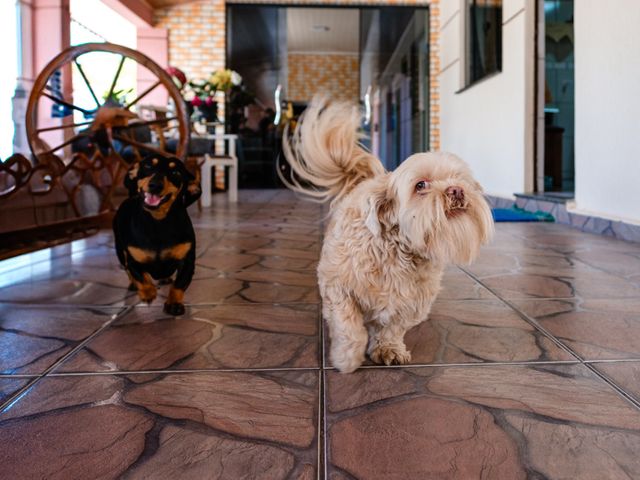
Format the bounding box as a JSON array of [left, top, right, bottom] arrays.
[[1, 190, 640, 479]]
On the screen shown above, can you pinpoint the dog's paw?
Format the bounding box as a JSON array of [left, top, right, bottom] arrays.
[[137, 284, 157, 304], [164, 302, 186, 316], [369, 345, 411, 366], [331, 345, 365, 373], [330, 334, 367, 373], [333, 355, 364, 374]]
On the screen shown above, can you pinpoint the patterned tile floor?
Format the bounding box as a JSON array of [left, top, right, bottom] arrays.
[[1, 190, 640, 479]]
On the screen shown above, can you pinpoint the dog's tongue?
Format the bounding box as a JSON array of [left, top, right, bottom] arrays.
[[144, 192, 162, 206]]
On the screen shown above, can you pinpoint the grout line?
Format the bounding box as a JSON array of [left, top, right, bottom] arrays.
[[0, 306, 133, 414], [584, 359, 640, 364], [320, 307, 326, 371], [328, 360, 581, 371], [318, 301, 327, 479], [171, 301, 321, 308], [459, 266, 640, 412], [0, 301, 321, 309], [317, 365, 324, 480], [147, 300, 321, 308], [0, 302, 136, 309], [0, 360, 588, 379], [583, 363, 640, 410], [322, 369, 328, 480], [45, 366, 320, 377]]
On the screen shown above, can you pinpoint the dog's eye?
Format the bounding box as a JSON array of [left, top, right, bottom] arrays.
[[415, 180, 429, 193]]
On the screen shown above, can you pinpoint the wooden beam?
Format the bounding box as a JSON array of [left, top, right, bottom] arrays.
[[146, 0, 202, 8], [100, 0, 154, 27]]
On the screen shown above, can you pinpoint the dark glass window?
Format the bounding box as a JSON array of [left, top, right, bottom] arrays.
[[467, 0, 502, 85]]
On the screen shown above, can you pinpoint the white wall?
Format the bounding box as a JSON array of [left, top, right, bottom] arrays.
[[439, 0, 534, 198], [574, 0, 640, 223]]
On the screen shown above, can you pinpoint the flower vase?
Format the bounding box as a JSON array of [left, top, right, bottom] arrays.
[[198, 102, 218, 125], [185, 101, 194, 120]]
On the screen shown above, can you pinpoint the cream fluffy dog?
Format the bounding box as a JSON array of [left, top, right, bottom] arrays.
[[281, 97, 494, 373]]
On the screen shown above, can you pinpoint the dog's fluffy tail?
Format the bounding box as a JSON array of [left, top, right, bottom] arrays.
[[280, 96, 385, 207]]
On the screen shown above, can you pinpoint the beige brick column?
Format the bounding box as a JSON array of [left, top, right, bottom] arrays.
[[428, 0, 440, 151]]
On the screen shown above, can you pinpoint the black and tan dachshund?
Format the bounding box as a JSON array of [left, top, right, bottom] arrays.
[[113, 154, 201, 315]]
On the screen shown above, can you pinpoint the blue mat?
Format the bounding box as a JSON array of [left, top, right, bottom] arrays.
[[492, 208, 554, 222]]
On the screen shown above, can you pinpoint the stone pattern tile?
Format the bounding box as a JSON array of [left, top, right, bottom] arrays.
[[1, 189, 640, 478], [57, 304, 319, 373], [0, 378, 29, 406], [325, 296, 574, 367], [0, 243, 138, 305], [511, 299, 640, 360], [592, 361, 640, 403], [0, 372, 319, 479], [467, 222, 640, 362], [0, 305, 120, 374], [0, 191, 322, 479], [326, 365, 640, 479]]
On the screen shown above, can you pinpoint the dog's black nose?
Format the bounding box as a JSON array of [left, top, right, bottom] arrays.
[[446, 186, 464, 202], [148, 174, 164, 194]]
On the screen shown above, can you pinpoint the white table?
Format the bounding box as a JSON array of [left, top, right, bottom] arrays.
[[199, 133, 238, 205]]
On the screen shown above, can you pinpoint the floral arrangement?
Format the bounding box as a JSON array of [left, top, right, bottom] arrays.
[[209, 69, 242, 93], [183, 69, 242, 108], [165, 67, 249, 125], [185, 81, 216, 108], [166, 66, 187, 92]]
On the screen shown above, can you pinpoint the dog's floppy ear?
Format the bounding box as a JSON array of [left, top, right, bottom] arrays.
[[124, 162, 140, 197], [365, 185, 395, 237], [180, 164, 202, 207]]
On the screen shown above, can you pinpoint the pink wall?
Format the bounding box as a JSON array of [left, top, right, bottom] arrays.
[[32, 0, 72, 152], [137, 28, 170, 107]]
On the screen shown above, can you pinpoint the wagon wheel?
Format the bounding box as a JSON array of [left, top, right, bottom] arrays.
[[25, 42, 190, 209]]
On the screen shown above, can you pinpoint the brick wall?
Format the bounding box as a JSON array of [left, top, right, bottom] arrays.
[[154, 0, 225, 82], [288, 53, 359, 102]]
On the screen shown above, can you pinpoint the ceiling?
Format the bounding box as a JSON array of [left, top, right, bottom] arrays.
[[287, 8, 360, 54]]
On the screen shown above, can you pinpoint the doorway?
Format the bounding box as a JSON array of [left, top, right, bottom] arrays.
[[539, 0, 574, 195], [226, 5, 429, 188]]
